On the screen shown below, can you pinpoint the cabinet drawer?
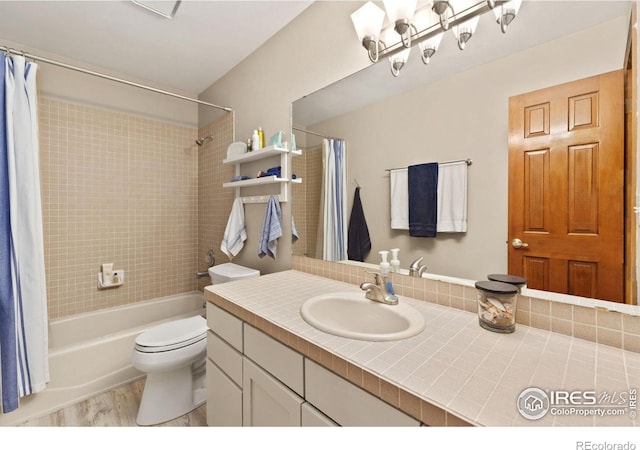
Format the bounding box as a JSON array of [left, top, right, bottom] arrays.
[[305, 360, 419, 427], [207, 330, 242, 386], [243, 324, 304, 396], [206, 360, 242, 426], [207, 302, 242, 351], [301, 403, 338, 427]]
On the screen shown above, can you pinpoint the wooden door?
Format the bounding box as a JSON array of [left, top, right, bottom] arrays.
[[508, 70, 625, 303]]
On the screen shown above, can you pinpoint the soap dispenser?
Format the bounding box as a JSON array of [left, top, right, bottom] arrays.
[[379, 250, 390, 276], [390, 248, 400, 273], [379, 250, 394, 294], [258, 127, 265, 148]]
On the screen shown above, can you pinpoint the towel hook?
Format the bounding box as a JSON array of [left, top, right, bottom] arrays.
[[353, 179, 361, 188]]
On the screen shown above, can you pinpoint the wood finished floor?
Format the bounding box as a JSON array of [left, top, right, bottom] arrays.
[[16, 378, 207, 427]]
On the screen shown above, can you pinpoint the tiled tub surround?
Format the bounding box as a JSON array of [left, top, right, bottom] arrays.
[[205, 270, 640, 427], [292, 256, 640, 353]]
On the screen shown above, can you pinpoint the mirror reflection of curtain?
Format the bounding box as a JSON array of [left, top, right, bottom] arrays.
[[316, 138, 347, 261]]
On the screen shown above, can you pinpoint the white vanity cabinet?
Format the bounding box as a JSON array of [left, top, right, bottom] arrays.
[[206, 303, 243, 426], [305, 360, 420, 427], [242, 357, 304, 426], [206, 301, 420, 427]]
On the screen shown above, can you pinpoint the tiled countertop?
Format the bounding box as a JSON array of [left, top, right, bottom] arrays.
[[205, 270, 640, 427]]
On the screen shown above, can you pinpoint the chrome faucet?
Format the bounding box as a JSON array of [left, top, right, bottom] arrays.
[[409, 257, 427, 278], [360, 271, 398, 305]]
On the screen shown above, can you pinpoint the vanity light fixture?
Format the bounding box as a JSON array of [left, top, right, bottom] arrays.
[[351, 0, 524, 77], [419, 33, 444, 65], [492, 0, 523, 33], [351, 1, 387, 63], [453, 15, 480, 50], [432, 0, 455, 30], [382, 0, 418, 48], [390, 47, 411, 77]]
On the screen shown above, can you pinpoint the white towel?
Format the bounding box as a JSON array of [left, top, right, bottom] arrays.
[[221, 198, 247, 259], [390, 168, 409, 230], [437, 161, 468, 232]]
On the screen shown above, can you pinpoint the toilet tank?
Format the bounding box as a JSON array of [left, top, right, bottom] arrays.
[[208, 263, 260, 284]]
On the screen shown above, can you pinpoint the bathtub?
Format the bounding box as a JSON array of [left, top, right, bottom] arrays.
[[0, 291, 205, 426]]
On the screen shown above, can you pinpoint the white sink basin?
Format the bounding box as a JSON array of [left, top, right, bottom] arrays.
[[300, 292, 426, 341]]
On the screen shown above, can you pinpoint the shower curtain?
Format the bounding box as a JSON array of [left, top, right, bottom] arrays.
[[0, 54, 48, 413], [319, 138, 347, 261]]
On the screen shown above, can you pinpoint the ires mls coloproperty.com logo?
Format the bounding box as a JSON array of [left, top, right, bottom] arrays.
[[517, 387, 638, 420]]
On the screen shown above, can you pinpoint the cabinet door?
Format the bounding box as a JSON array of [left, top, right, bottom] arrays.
[[242, 357, 303, 426], [206, 360, 242, 426], [301, 403, 338, 427]]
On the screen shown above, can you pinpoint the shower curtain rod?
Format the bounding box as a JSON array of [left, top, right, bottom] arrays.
[[0, 45, 232, 113], [292, 126, 343, 141]]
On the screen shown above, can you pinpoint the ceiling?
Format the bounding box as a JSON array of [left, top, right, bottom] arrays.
[[0, 0, 313, 95], [294, 1, 632, 126]]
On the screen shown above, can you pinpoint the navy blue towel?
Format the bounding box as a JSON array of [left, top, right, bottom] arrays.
[[347, 187, 371, 262], [408, 163, 438, 237]]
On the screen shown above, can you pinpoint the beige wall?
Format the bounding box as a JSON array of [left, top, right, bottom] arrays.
[[306, 17, 628, 281], [197, 113, 235, 291], [198, 1, 370, 274], [201, 5, 628, 280], [1, 38, 199, 127], [40, 97, 199, 319]]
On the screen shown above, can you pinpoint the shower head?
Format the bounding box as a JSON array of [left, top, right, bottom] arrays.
[[196, 135, 213, 146]]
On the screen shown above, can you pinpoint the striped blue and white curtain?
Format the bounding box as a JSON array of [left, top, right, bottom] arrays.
[[320, 138, 347, 262], [0, 53, 48, 414]]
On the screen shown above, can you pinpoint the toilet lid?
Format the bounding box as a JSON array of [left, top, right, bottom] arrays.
[[135, 316, 207, 349]]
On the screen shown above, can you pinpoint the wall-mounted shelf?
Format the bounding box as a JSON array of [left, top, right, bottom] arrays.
[[98, 270, 124, 289], [223, 145, 293, 165], [222, 143, 301, 203]]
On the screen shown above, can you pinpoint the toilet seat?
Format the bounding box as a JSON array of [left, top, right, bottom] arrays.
[[135, 316, 207, 353]]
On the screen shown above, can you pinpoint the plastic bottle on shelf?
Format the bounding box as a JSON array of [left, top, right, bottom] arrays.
[[252, 130, 260, 151], [258, 127, 265, 148]]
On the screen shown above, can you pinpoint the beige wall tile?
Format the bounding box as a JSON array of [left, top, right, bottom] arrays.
[[40, 98, 201, 319]]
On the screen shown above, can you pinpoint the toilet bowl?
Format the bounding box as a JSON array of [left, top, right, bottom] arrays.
[[132, 315, 208, 426], [132, 263, 259, 425]]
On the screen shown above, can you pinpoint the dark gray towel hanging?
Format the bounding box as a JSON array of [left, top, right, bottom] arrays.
[[347, 187, 371, 262]]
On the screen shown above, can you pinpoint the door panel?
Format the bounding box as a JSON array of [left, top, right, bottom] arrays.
[[509, 70, 624, 302]]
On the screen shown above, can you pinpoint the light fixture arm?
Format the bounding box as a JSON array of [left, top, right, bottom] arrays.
[[363, 36, 386, 63], [432, 1, 455, 31]]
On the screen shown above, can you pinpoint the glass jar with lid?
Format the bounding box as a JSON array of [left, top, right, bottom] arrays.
[[475, 280, 519, 333]]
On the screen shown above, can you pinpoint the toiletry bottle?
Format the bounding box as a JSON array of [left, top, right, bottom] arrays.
[[102, 263, 114, 285], [390, 248, 400, 273], [252, 130, 260, 151], [379, 251, 394, 294], [258, 127, 265, 148], [247, 138, 253, 152]]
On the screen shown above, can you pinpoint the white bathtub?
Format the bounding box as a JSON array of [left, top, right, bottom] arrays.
[[0, 291, 205, 426]]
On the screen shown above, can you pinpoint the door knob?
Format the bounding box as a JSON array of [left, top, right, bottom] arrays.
[[511, 238, 529, 249]]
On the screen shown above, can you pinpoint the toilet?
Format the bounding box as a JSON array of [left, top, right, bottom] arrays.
[[131, 262, 260, 425]]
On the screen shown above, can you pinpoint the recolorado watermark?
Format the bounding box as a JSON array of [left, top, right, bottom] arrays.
[[516, 386, 637, 421], [576, 442, 636, 450]]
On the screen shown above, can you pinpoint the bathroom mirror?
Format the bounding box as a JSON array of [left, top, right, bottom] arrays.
[[291, 1, 638, 306]]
